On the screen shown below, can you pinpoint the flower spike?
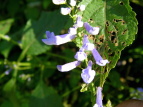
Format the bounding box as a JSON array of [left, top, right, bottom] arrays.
[[57, 61, 81, 72], [81, 61, 96, 84]]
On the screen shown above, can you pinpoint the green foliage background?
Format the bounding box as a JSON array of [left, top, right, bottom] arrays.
[[0, 0, 142, 107]]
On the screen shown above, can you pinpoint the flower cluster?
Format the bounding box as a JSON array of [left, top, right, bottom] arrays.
[[42, 0, 109, 84]]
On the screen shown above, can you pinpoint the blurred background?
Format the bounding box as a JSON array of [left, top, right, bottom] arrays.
[[0, 0, 143, 107]]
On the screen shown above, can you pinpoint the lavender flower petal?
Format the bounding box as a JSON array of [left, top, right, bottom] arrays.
[[75, 16, 83, 27], [96, 87, 103, 107], [74, 50, 87, 61], [61, 7, 71, 15], [92, 48, 109, 66], [84, 22, 100, 35], [52, 0, 66, 5], [57, 61, 81, 72], [82, 35, 95, 51], [42, 31, 76, 45], [81, 61, 96, 84]]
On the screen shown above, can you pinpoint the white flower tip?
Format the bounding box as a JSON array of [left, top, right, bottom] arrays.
[[74, 51, 87, 61], [89, 27, 100, 35], [83, 43, 95, 51], [61, 7, 71, 15], [74, 16, 83, 27], [70, 0, 76, 6], [79, 5, 86, 11], [57, 65, 67, 72], [68, 27, 77, 35], [96, 59, 109, 66], [52, 0, 66, 5], [93, 104, 98, 107]]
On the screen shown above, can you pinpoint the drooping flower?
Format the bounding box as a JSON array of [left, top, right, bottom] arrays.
[[74, 16, 83, 27], [93, 87, 103, 107], [70, 0, 76, 6], [84, 22, 100, 35], [42, 31, 76, 45], [92, 48, 109, 66], [81, 61, 96, 84], [74, 48, 87, 61], [79, 5, 86, 11], [82, 35, 95, 51], [61, 7, 71, 15], [52, 0, 66, 5], [68, 27, 77, 35], [57, 61, 81, 72]]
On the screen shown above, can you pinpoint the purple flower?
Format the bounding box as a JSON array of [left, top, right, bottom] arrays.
[[5, 68, 12, 75], [137, 87, 143, 92], [94, 87, 103, 107], [81, 61, 96, 84], [74, 16, 83, 28], [61, 7, 71, 15], [74, 49, 87, 61], [52, 0, 66, 5], [82, 35, 95, 51], [92, 48, 109, 66], [57, 61, 81, 72], [84, 22, 100, 35], [42, 31, 76, 45]]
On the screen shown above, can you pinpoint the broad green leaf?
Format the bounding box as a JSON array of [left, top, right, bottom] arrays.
[[79, 0, 138, 71], [22, 10, 69, 55], [0, 19, 14, 34], [30, 80, 63, 107]]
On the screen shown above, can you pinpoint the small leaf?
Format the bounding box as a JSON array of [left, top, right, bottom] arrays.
[[106, 100, 112, 107], [0, 19, 14, 34]]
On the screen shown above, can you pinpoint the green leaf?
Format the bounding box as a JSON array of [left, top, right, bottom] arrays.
[[3, 78, 16, 92], [0, 19, 14, 34], [30, 80, 63, 107], [22, 10, 69, 55], [106, 100, 112, 107], [0, 40, 14, 58], [79, 0, 138, 70]]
